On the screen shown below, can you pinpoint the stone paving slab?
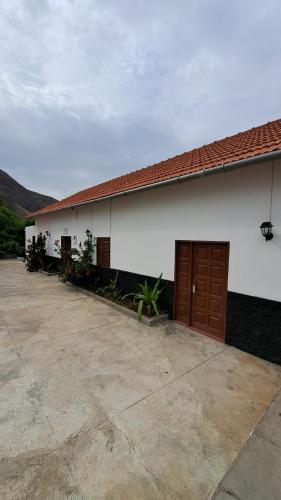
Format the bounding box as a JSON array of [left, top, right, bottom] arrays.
[[0, 260, 281, 499], [211, 388, 281, 500]]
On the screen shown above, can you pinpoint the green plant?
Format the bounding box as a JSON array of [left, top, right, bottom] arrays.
[[55, 230, 95, 284], [0, 199, 26, 258], [25, 233, 47, 271], [122, 273, 163, 320], [96, 271, 123, 302]]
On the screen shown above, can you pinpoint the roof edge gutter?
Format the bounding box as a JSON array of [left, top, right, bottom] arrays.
[[34, 148, 281, 216]]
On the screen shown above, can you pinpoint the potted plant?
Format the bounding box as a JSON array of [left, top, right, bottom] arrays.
[[122, 273, 163, 320]]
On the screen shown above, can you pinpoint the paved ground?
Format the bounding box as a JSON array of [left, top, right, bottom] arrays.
[[211, 387, 281, 500], [0, 260, 280, 500]]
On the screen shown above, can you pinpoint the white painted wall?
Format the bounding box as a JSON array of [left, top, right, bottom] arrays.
[[110, 160, 281, 301], [32, 159, 281, 302], [25, 225, 37, 250], [34, 200, 111, 263]]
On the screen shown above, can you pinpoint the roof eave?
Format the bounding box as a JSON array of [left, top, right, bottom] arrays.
[[31, 147, 281, 218]]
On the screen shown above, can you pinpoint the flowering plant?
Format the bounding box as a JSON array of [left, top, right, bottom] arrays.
[[55, 230, 95, 285]]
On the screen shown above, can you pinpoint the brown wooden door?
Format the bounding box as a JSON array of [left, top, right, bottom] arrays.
[[174, 242, 191, 324], [61, 236, 71, 260], [97, 237, 110, 267], [190, 243, 228, 340], [174, 241, 228, 341]]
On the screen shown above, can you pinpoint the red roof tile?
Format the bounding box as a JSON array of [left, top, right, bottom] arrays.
[[32, 118, 281, 216]]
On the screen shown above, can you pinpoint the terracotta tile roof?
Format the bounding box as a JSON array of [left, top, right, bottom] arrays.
[[32, 118, 281, 216]]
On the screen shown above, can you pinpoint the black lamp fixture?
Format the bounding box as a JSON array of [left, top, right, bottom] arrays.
[[260, 221, 273, 241]]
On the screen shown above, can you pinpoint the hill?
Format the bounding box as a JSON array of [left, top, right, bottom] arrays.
[[0, 169, 57, 216]]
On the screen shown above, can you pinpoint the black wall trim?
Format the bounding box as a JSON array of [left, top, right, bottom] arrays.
[[44, 255, 60, 271], [226, 291, 281, 365], [93, 266, 174, 317]]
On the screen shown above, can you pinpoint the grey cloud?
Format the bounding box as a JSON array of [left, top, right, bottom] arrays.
[[0, 0, 280, 198]]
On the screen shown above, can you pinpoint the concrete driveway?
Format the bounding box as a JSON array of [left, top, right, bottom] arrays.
[[0, 260, 280, 500]]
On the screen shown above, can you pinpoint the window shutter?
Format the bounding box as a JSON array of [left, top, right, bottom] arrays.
[[97, 237, 110, 267]]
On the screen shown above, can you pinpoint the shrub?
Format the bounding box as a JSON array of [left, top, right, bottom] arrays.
[[55, 230, 95, 285], [25, 233, 47, 271], [0, 200, 27, 258], [122, 273, 163, 320], [96, 271, 123, 302]]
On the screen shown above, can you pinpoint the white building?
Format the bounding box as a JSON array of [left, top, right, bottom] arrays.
[[27, 119, 281, 364]]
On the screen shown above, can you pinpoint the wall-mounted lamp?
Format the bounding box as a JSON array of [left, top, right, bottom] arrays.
[[260, 221, 273, 242]]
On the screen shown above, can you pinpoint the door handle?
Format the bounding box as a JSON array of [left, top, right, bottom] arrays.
[[192, 284, 196, 294]]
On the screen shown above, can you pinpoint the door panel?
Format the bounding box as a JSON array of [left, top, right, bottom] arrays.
[[174, 241, 228, 341], [174, 242, 191, 324], [190, 243, 228, 340]]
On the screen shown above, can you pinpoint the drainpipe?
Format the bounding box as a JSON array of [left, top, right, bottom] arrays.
[[35, 148, 281, 214]]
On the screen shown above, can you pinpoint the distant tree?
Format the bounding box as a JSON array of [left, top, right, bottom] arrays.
[[0, 199, 31, 258]]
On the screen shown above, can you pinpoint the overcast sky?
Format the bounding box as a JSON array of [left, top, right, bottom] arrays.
[[0, 0, 280, 199]]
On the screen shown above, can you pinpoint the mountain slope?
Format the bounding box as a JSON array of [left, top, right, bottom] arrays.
[[0, 169, 57, 217]]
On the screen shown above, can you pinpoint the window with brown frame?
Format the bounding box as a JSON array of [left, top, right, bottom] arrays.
[[96, 237, 110, 268]]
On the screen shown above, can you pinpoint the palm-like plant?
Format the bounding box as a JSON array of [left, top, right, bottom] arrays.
[[123, 273, 163, 320]]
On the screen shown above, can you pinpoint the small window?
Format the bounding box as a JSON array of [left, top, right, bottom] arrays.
[[97, 237, 110, 268]]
